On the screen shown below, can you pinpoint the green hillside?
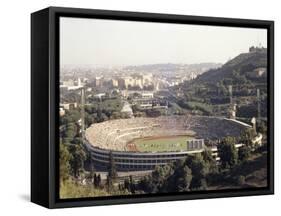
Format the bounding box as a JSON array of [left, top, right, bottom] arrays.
[[173, 48, 268, 118], [196, 49, 267, 84]]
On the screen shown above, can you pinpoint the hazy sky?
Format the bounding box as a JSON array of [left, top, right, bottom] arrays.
[[60, 17, 267, 66]]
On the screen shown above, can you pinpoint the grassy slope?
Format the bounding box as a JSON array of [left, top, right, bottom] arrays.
[[60, 180, 109, 199], [60, 180, 132, 199]]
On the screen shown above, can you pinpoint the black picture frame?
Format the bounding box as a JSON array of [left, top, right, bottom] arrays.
[[31, 6, 274, 208]]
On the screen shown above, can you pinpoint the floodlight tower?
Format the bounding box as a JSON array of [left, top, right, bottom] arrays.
[[257, 88, 261, 122], [80, 87, 85, 139], [228, 85, 233, 105], [228, 85, 236, 119]]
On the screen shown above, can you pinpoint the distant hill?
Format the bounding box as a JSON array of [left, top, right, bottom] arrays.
[[124, 63, 222, 72], [195, 49, 267, 84]]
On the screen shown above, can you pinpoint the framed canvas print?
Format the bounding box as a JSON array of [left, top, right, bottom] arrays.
[[31, 7, 274, 208]]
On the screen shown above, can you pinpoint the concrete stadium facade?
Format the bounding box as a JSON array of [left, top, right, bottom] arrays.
[[85, 140, 207, 171], [85, 116, 253, 171]]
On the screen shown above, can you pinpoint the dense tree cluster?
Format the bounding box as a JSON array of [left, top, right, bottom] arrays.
[[137, 152, 216, 193], [217, 137, 238, 169]]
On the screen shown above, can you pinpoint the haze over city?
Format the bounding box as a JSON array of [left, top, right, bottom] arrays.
[[60, 17, 267, 67]]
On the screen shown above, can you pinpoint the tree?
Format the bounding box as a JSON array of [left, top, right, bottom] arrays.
[[61, 109, 81, 125], [152, 164, 174, 193], [138, 176, 153, 193], [69, 143, 87, 178], [217, 137, 238, 169], [124, 178, 130, 191], [185, 154, 208, 189], [240, 128, 255, 148], [238, 145, 251, 162], [129, 175, 136, 194], [59, 142, 72, 183], [95, 174, 101, 188], [108, 151, 117, 180], [257, 120, 267, 135], [202, 148, 218, 173], [93, 174, 98, 187], [107, 151, 117, 190], [88, 159, 95, 184], [168, 165, 192, 192], [106, 174, 112, 192], [138, 162, 180, 193], [147, 160, 193, 193], [202, 148, 214, 162], [85, 113, 95, 127], [64, 123, 76, 142]]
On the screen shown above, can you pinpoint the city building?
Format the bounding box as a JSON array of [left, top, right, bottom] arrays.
[[94, 76, 104, 87], [60, 102, 78, 110], [94, 93, 106, 100]]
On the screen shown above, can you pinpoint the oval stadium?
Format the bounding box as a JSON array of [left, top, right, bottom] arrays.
[[84, 115, 256, 171]]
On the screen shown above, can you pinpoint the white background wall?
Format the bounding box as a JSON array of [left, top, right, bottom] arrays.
[[0, 0, 279, 214]]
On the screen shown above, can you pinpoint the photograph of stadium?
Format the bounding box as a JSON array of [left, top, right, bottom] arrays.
[[59, 17, 268, 199]]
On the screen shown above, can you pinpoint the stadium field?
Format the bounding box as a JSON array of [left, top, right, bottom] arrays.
[[131, 135, 193, 152]]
